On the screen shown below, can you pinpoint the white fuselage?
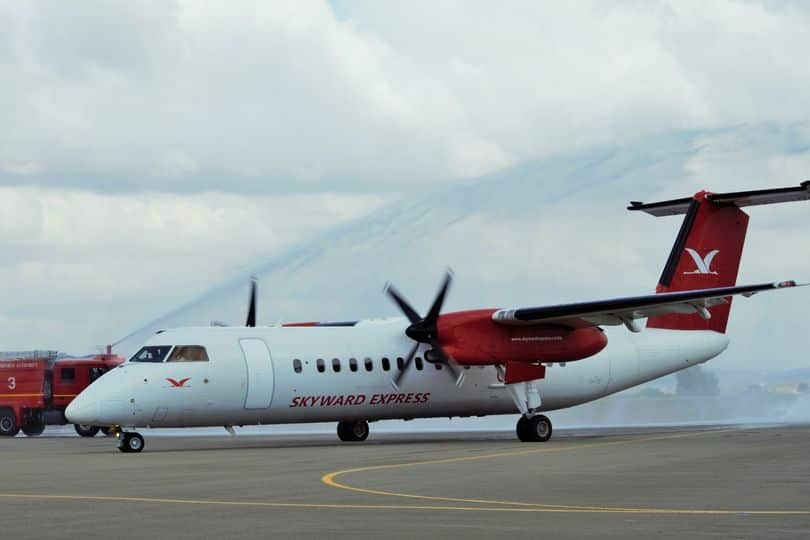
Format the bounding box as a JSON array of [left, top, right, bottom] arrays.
[[66, 319, 729, 429]]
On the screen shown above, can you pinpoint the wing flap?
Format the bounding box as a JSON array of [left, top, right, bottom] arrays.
[[492, 281, 802, 329]]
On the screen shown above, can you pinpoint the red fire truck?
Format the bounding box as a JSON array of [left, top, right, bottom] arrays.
[[0, 350, 124, 437]]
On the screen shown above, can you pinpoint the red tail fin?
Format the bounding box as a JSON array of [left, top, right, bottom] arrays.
[[648, 192, 748, 332], [628, 182, 810, 333]]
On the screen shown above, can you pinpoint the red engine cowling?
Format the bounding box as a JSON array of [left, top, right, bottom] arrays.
[[437, 309, 607, 365]]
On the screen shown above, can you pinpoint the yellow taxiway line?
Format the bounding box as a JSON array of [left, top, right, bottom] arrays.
[[1, 492, 808, 515], [321, 428, 810, 515], [1, 428, 808, 515]]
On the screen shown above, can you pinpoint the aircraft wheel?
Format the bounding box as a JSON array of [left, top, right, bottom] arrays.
[[22, 421, 45, 436], [337, 420, 369, 442], [100, 426, 114, 437], [118, 432, 144, 453], [0, 410, 19, 437], [529, 415, 552, 442], [516, 416, 532, 442], [74, 424, 100, 437], [516, 415, 552, 442]]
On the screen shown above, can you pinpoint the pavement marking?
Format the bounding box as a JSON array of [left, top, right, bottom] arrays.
[[1, 492, 809, 515], [1, 428, 808, 515], [321, 428, 810, 515]]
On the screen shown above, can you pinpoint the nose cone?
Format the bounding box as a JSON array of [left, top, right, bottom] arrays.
[[66, 368, 135, 426], [66, 391, 100, 425]]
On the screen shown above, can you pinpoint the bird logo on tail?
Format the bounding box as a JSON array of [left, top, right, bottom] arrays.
[[683, 248, 719, 275]]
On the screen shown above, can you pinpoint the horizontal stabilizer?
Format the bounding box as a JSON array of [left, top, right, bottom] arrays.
[[628, 181, 810, 217], [492, 280, 805, 330]]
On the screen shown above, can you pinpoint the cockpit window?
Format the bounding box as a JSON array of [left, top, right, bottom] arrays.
[[130, 346, 172, 363], [167, 346, 209, 362]]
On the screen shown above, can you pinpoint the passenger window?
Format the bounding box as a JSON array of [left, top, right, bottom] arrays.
[[129, 345, 172, 363], [396, 357, 405, 371], [293, 359, 302, 373], [349, 358, 358, 372], [316, 359, 325, 373], [381, 357, 391, 371], [60, 367, 76, 382], [364, 357, 373, 372], [415, 357, 423, 370], [167, 345, 210, 362], [332, 358, 341, 373]]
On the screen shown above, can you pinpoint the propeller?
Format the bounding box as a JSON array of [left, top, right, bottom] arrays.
[[385, 271, 462, 389], [246, 276, 257, 327]]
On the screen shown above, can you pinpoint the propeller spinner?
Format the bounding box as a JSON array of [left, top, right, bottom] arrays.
[[385, 271, 462, 389]]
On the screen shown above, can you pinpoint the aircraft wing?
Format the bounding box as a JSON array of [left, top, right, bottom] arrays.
[[491, 281, 804, 331]]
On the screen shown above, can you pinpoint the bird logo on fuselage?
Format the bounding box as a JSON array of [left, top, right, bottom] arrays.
[[166, 377, 191, 388]]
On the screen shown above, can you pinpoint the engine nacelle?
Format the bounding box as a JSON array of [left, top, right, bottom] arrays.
[[437, 309, 607, 365]]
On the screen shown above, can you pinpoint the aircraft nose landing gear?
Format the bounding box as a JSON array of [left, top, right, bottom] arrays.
[[118, 432, 145, 453], [516, 415, 552, 442]]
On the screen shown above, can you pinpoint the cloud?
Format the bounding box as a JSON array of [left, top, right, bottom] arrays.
[[0, 187, 382, 352], [1, 2, 809, 195], [0, 1, 509, 194]]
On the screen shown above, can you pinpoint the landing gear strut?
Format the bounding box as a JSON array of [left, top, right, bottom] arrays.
[[516, 415, 552, 442], [118, 432, 145, 453], [337, 420, 369, 442]]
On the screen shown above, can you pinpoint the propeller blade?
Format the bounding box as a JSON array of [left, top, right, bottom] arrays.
[[425, 270, 453, 324], [387, 272, 455, 389], [427, 339, 449, 362], [393, 342, 419, 389], [385, 283, 422, 324], [428, 339, 463, 386], [246, 277, 257, 327]]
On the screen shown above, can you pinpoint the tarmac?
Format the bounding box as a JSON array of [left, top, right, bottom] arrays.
[[1, 424, 809, 539]]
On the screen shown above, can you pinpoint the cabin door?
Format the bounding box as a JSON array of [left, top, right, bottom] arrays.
[[239, 339, 275, 409]]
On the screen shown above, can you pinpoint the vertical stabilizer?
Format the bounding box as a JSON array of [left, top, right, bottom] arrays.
[[648, 193, 748, 332], [628, 181, 810, 332]]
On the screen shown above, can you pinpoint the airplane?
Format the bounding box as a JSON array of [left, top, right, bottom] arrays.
[[66, 182, 810, 453]]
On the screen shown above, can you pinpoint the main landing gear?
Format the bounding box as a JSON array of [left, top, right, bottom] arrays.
[[498, 368, 553, 442], [118, 432, 145, 453], [337, 420, 369, 442], [516, 415, 552, 442]]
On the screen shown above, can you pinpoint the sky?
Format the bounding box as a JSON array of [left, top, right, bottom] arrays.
[[1, 1, 810, 372]]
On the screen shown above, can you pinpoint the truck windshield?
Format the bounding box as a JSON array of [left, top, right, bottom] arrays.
[[129, 346, 172, 363]]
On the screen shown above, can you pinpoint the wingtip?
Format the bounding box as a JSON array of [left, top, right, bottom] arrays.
[[774, 280, 809, 288]]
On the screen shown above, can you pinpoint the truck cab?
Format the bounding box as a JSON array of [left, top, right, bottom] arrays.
[[0, 351, 124, 437]]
